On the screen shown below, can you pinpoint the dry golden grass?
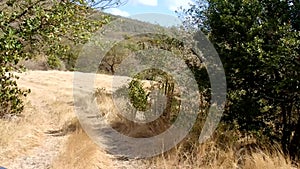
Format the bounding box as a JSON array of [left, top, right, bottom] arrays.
[[51, 119, 114, 169], [243, 151, 294, 169], [92, 92, 299, 169], [49, 117, 298, 169], [0, 102, 44, 164], [148, 141, 298, 169], [1, 71, 298, 169], [0, 71, 80, 167], [94, 89, 170, 138]]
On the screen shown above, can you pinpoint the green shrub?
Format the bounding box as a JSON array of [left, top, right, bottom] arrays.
[[0, 73, 30, 118], [128, 79, 149, 112]]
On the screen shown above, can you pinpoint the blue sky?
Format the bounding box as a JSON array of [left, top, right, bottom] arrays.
[[104, 0, 194, 26]]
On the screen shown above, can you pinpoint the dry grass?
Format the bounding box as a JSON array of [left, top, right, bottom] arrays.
[[243, 151, 294, 169], [0, 102, 43, 163], [0, 71, 77, 167], [91, 91, 299, 169], [49, 116, 297, 169], [148, 141, 297, 169], [51, 119, 114, 169], [94, 89, 170, 138], [1, 71, 298, 169]]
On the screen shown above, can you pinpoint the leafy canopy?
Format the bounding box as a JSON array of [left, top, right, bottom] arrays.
[[0, 0, 125, 117], [181, 0, 300, 156]]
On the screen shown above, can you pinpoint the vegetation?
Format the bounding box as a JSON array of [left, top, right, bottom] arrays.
[[0, 0, 125, 117], [1, 0, 299, 167], [128, 79, 149, 112], [181, 0, 300, 161], [93, 86, 296, 168]]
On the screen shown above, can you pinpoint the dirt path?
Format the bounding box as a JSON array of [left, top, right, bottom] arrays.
[[0, 71, 75, 169], [0, 70, 149, 169], [5, 135, 67, 169]]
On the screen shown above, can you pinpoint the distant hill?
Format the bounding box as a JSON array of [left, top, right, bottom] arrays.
[[23, 11, 179, 72]]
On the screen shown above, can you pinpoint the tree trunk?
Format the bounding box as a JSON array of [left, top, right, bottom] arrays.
[[281, 102, 294, 153], [281, 103, 289, 153], [289, 105, 300, 161]]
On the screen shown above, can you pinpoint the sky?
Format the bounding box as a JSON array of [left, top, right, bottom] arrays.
[[104, 0, 194, 27]]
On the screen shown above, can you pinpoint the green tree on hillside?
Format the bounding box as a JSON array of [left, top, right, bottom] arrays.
[[0, 0, 125, 117], [181, 0, 300, 158]]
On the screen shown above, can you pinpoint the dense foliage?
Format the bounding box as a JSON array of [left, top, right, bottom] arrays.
[[128, 79, 149, 112], [0, 0, 124, 117], [181, 0, 300, 159]]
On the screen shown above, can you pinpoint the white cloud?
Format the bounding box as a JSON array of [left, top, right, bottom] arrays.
[[130, 0, 158, 6], [106, 8, 130, 17], [166, 0, 193, 11]]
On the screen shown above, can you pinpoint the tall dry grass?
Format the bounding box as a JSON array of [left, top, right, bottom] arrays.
[[89, 90, 299, 169], [0, 81, 76, 167], [51, 118, 114, 169], [94, 88, 170, 138], [5, 84, 295, 169], [147, 139, 297, 169], [0, 101, 44, 164], [53, 120, 298, 169]]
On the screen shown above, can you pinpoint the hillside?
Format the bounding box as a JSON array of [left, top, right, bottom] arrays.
[[0, 70, 297, 169], [0, 70, 148, 169], [23, 11, 182, 72]]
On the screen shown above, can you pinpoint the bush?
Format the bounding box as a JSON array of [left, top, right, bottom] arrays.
[[128, 79, 149, 112], [0, 73, 30, 118]]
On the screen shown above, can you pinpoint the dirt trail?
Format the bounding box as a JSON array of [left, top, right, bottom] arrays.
[[0, 70, 147, 169]]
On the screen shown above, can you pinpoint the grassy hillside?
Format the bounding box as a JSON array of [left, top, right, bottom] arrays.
[[23, 11, 168, 72], [3, 5, 299, 169], [0, 71, 297, 168]]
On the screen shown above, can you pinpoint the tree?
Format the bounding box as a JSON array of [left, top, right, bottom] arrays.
[[98, 40, 135, 74], [0, 0, 126, 117], [182, 0, 300, 158]]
